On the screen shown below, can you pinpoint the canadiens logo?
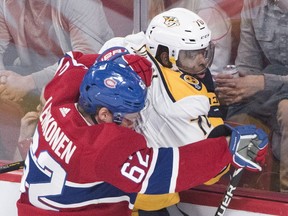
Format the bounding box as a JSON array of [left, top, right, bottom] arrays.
[[104, 78, 117, 88], [181, 74, 202, 90], [163, 16, 180, 27]]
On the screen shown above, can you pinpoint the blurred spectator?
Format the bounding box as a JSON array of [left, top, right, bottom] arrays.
[[0, 0, 114, 161], [0, 100, 23, 161], [148, 0, 165, 21], [0, 0, 114, 111], [215, 0, 288, 192], [17, 104, 42, 160]]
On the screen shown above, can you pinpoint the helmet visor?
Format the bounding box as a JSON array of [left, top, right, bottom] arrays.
[[176, 42, 215, 75]]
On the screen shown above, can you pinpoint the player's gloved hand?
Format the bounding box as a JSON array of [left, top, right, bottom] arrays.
[[121, 54, 152, 87], [96, 46, 153, 87], [227, 124, 268, 172]]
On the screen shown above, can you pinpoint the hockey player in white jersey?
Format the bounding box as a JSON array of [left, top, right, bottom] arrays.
[[100, 7, 221, 156], [99, 8, 265, 215]]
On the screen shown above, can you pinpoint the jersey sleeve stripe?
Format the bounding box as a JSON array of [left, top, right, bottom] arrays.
[[144, 148, 175, 194], [139, 148, 159, 194], [169, 147, 179, 193]]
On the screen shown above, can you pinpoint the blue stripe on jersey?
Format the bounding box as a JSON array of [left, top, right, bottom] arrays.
[[48, 182, 137, 206], [26, 152, 51, 184], [145, 148, 173, 194], [25, 152, 137, 209]]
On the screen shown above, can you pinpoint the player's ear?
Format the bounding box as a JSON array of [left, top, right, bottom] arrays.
[[159, 52, 171, 67], [97, 107, 113, 123]]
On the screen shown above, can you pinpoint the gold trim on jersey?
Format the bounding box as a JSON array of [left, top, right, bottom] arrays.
[[158, 65, 223, 127], [158, 66, 210, 102]]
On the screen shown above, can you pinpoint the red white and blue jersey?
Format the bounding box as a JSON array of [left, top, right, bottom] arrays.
[[18, 52, 232, 216]]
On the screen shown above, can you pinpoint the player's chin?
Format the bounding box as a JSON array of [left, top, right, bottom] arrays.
[[195, 72, 206, 79], [121, 119, 136, 129], [192, 66, 207, 79]]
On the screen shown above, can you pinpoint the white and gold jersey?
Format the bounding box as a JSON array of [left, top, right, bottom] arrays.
[[137, 59, 214, 147], [100, 32, 223, 148]]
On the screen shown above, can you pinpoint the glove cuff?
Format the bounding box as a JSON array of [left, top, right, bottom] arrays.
[[208, 124, 232, 138]]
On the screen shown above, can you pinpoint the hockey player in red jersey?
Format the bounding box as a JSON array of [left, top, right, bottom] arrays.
[[17, 49, 268, 216]]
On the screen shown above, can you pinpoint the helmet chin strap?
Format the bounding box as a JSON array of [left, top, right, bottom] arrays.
[[171, 62, 180, 72], [113, 112, 123, 125], [90, 115, 98, 125], [170, 56, 180, 72], [90, 113, 123, 125]]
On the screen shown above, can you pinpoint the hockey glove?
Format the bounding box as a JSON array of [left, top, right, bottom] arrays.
[[121, 54, 153, 87], [227, 124, 268, 172]]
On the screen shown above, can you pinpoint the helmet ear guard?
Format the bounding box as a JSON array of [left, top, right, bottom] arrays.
[[78, 60, 147, 124]]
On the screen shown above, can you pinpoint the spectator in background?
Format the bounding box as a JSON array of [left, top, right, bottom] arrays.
[[148, 0, 165, 21], [0, 0, 114, 111], [0, 0, 114, 161], [17, 104, 42, 160], [215, 0, 288, 192]]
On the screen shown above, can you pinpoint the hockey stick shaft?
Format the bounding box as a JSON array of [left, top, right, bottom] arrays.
[[0, 160, 25, 174], [214, 168, 244, 216]]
